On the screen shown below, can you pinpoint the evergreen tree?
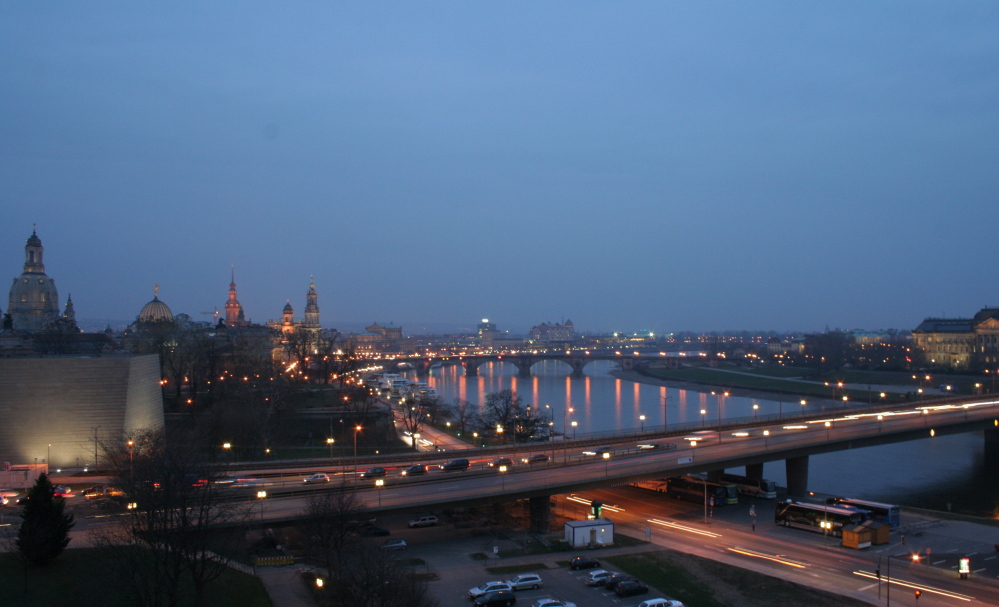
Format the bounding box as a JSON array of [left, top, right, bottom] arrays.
[[16, 472, 74, 565]]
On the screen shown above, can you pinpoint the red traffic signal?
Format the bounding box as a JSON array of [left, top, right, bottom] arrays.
[[914, 589, 922, 599]]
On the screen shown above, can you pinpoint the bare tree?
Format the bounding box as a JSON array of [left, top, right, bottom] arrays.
[[300, 488, 362, 581], [480, 390, 551, 443], [333, 542, 440, 607], [91, 430, 251, 607], [448, 399, 481, 435]]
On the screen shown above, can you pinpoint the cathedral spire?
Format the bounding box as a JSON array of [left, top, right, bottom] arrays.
[[224, 264, 246, 327]]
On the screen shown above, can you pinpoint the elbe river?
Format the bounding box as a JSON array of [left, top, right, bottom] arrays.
[[405, 360, 999, 518]]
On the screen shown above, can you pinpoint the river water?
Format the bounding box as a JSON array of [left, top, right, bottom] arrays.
[[407, 360, 999, 518]]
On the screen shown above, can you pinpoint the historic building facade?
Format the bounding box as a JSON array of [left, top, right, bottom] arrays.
[[913, 308, 999, 369], [267, 278, 323, 361]]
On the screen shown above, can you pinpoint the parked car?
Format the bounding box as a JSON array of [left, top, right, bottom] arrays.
[[604, 573, 637, 591], [505, 573, 542, 590], [474, 590, 516, 607], [638, 600, 685, 607], [533, 600, 576, 607], [440, 458, 470, 472], [359, 523, 390, 537], [408, 515, 438, 528], [469, 581, 513, 599], [303, 473, 329, 484], [380, 539, 407, 550], [521, 453, 549, 465], [360, 467, 387, 479], [401, 464, 428, 476], [568, 556, 601, 570], [488, 457, 514, 468], [583, 569, 614, 586], [614, 580, 649, 597]]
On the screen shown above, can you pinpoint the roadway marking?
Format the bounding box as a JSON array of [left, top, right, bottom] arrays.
[[973, 568, 986, 573], [933, 560, 946, 565], [857, 583, 879, 592], [647, 518, 721, 538], [947, 548, 960, 553], [853, 570, 974, 601], [985, 556, 997, 561], [965, 551, 979, 557]]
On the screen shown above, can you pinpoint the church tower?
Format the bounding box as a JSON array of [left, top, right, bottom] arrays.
[[224, 264, 247, 327], [8, 228, 60, 332], [303, 276, 320, 329]]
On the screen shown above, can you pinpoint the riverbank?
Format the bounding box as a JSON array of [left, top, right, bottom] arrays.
[[610, 367, 842, 408]]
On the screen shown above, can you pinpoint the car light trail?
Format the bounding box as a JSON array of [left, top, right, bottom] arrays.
[[726, 547, 807, 569], [566, 495, 624, 512], [647, 518, 721, 538], [852, 570, 974, 601]]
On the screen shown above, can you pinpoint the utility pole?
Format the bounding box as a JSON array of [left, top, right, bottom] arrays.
[[92, 425, 101, 471]]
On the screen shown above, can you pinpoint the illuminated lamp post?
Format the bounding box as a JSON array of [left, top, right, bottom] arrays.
[[375, 478, 384, 506], [353, 426, 362, 484], [499, 464, 508, 490], [753, 403, 759, 421], [570, 421, 577, 439], [327, 437, 335, 465], [602, 451, 610, 476], [257, 490, 267, 524], [700, 409, 707, 428], [639, 414, 646, 433], [127, 440, 134, 480]]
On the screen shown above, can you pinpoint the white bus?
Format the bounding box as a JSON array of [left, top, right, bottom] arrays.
[[720, 473, 778, 499]]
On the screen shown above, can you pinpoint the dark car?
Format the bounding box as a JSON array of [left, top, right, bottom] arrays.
[[614, 580, 649, 597], [604, 573, 637, 591], [474, 590, 517, 607], [440, 458, 470, 472], [522, 453, 549, 465], [360, 467, 387, 479], [401, 464, 427, 477], [359, 523, 391, 537], [568, 556, 601, 570], [488, 457, 514, 469]]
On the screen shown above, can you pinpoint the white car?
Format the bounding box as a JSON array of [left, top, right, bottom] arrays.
[[533, 599, 575, 607], [469, 581, 513, 599], [303, 473, 329, 484], [380, 539, 407, 550], [583, 569, 614, 586], [408, 515, 438, 528], [639, 600, 685, 607], [505, 573, 543, 590]]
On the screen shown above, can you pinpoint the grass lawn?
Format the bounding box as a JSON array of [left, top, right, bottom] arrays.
[[606, 550, 869, 607], [0, 547, 272, 607]]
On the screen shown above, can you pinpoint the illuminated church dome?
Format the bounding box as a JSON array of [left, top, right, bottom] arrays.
[[138, 285, 174, 324], [8, 228, 60, 332]]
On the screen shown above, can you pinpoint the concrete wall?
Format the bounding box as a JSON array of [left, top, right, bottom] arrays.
[[0, 354, 163, 469]]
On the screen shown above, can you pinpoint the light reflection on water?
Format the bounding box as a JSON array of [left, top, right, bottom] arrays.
[[408, 360, 998, 517]]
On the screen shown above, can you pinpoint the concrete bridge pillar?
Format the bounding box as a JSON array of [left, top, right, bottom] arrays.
[[985, 428, 999, 460], [529, 495, 551, 533], [785, 456, 809, 497], [745, 463, 764, 480], [706, 470, 723, 483], [514, 357, 533, 378], [569, 358, 586, 379], [462, 361, 478, 377]]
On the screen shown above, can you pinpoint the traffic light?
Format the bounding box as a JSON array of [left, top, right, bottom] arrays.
[[875, 568, 880, 580], [589, 500, 603, 519], [914, 589, 921, 600]]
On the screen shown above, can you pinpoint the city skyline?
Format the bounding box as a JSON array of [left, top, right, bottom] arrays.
[[3, 4, 998, 333]]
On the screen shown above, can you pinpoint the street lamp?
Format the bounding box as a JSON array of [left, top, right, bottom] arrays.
[[327, 437, 335, 464], [413, 433, 421, 451], [353, 426, 362, 484], [602, 451, 610, 476], [499, 464, 508, 490], [753, 404, 759, 421], [639, 414, 646, 432], [256, 490, 267, 524], [570, 421, 577, 439], [127, 440, 134, 480], [375, 478, 384, 506], [700, 409, 707, 428]]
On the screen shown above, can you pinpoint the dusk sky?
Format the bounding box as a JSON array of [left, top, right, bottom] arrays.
[[3, 3, 998, 335]]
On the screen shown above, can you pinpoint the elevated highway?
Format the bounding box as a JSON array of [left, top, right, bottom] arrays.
[[245, 395, 999, 528]]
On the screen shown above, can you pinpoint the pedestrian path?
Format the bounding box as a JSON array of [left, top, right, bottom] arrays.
[[256, 564, 318, 607]]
